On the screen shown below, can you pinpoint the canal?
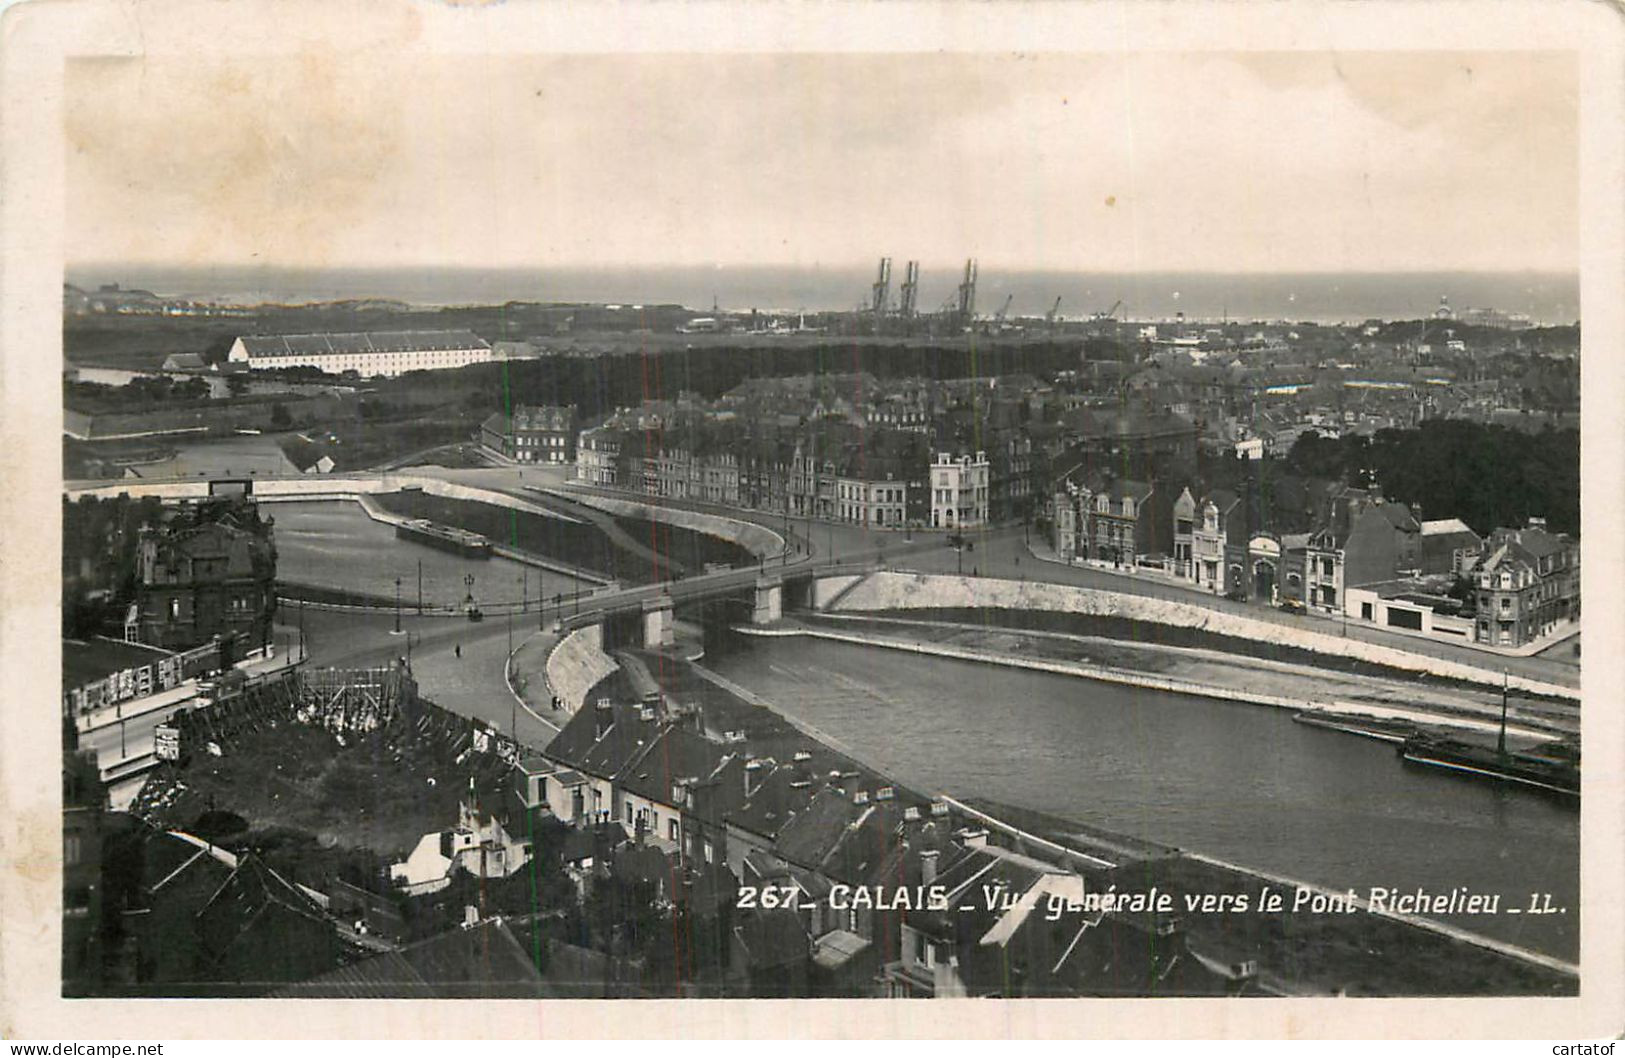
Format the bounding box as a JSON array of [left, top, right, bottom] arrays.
[[270, 499, 592, 607], [706, 635, 1580, 961]]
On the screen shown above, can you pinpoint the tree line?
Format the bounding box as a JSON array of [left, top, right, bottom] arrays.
[[1284, 419, 1579, 536]]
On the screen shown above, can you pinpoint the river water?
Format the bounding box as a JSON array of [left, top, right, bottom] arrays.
[[707, 636, 1580, 961], [270, 500, 590, 607]]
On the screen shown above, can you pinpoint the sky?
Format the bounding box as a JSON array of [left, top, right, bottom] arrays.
[[65, 50, 1577, 276]]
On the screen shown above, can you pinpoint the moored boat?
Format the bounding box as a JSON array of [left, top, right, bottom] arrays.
[[1398, 735, 1579, 798], [395, 518, 492, 558]]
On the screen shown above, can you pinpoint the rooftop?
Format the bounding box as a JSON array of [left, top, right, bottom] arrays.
[[235, 330, 490, 359], [271, 918, 551, 999], [63, 635, 173, 690]]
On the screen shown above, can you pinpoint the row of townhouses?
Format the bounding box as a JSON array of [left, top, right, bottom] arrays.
[[514, 689, 1248, 997], [1050, 474, 1579, 650], [571, 416, 1000, 530]]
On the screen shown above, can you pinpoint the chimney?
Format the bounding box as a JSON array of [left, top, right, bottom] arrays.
[[744, 759, 767, 799], [957, 827, 988, 849], [594, 698, 614, 739], [920, 849, 939, 885], [462, 905, 480, 929]]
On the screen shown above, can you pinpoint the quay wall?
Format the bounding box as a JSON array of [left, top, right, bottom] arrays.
[[825, 571, 1578, 701], [545, 624, 618, 713]]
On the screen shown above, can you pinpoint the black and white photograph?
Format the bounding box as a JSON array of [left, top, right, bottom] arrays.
[[5, 0, 1624, 1042]]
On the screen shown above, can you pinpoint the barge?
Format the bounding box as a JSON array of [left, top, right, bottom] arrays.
[[395, 518, 491, 558], [1398, 735, 1579, 799]]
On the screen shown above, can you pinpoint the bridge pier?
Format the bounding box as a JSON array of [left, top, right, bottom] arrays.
[[641, 594, 675, 648], [752, 574, 783, 625]]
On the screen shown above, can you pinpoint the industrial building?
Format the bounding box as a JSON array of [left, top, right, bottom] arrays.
[[226, 330, 495, 378]]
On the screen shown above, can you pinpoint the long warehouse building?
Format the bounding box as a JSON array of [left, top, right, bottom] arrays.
[[227, 330, 496, 378]]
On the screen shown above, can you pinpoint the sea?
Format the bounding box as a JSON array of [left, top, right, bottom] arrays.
[[66, 264, 1580, 327]]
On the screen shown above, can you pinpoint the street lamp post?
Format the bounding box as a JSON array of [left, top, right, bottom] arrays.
[[394, 577, 403, 635]]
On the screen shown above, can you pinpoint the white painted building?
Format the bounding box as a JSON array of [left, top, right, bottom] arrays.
[[929, 450, 989, 529], [227, 330, 495, 378]]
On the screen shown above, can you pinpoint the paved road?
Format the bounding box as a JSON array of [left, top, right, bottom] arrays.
[[299, 607, 564, 751], [361, 465, 1582, 688], [889, 526, 1581, 688], [80, 644, 304, 777]]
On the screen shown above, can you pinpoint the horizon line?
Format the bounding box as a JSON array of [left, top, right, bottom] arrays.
[[64, 261, 1580, 278]]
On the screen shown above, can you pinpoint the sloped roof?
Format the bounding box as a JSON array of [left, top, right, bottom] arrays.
[[733, 906, 810, 971], [1490, 525, 1568, 559], [618, 725, 736, 806], [771, 787, 864, 870], [1373, 502, 1420, 532], [513, 405, 575, 432], [272, 919, 551, 998], [724, 764, 814, 842], [543, 699, 657, 781], [1420, 518, 1476, 538], [63, 636, 172, 690], [236, 331, 490, 359]]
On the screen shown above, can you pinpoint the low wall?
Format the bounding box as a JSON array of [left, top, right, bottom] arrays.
[[811, 573, 864, 609], [545, 488, 784, 559], [544, 624, 619, 713], [68, 473, 584, 527], [826, 571, 1577, 701]]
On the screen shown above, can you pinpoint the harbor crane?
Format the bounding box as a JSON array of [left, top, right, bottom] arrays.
[[993, 293, 1013, 323], [1091, 299, 1123, 321], [1046, 297, 1062, 331], [956, 258, 978, 327], [871, 257, 892, 316], [897, 260, 920, 318]]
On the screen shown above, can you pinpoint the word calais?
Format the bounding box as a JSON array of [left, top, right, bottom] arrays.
[[737, 884, 951, 912]]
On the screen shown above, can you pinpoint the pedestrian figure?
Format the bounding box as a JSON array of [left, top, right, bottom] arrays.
[[455, 643, 461, 659]]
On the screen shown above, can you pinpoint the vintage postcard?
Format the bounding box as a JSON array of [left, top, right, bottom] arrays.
[[2, 0, 1622, 1041]]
